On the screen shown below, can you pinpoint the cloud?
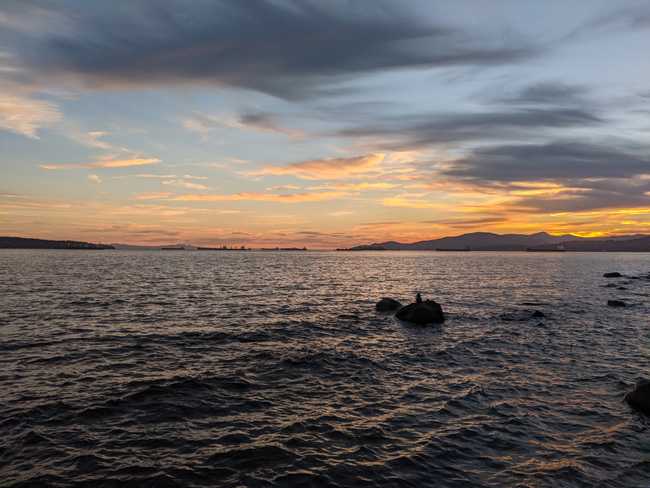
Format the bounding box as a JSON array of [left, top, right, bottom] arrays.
[[87, 174, 101, 184], [382, 194, 446, 209], [40, 157, 160, 170], [237, 112, 304, 137], [512, 189, 650, 214], [64, 129, 120, 150], [172, 190, 347, 203], [440, 140, 650, 214], [576, 4, 650, 35], [134, 192, 173, 200], [421, 216, 508, 228], [308, 181, 398, 191], [0, 94, 61, 138], [339, 108, 602, 150], [162, 179, 210, 190], [1, 1, 538, 100], [494, 81, 590, 107], [445, 141, 650, 183], [183, 111, 303, 137], [251, 153, 385, 180], [266, 184, 302, 191], [130, 174, 178, 179]]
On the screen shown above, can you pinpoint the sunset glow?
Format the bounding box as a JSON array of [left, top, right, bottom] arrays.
[[1, 1, 649, 248]]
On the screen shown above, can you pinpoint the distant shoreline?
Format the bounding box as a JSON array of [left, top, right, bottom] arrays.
[[0, 237, 113, 250], [4, 232, 650, 252], [339, 231, 650, 252], [335, 248, 650, 253]]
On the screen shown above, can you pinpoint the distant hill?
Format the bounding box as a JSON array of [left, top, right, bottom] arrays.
[[344, 232, 650, 252], [0, 236, 114, 250]]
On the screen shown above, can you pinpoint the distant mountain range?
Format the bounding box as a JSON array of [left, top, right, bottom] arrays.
[[343, 232, 650, 252]]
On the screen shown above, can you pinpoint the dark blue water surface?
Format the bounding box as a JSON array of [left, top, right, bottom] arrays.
[[1, 250, 650, 487]]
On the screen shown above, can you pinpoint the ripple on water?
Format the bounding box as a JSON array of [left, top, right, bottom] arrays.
[[0, 250, 649, 487]]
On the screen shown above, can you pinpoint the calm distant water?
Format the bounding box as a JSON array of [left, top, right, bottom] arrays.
[[1, 250, 650, 487]]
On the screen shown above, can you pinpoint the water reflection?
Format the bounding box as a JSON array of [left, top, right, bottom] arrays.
[[0, 250, 649, 487]]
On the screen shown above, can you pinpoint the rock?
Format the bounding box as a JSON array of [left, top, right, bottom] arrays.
[[375, 297, 402, 312], [603, 272, 623, 278], [532, 310, 545, 318], [626, 380, 650, 415], [395, 299, 445, 324], [607, 299, 626, 307]]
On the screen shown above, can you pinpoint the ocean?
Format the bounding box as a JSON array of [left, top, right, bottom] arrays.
[[1, 250, 649, 487]]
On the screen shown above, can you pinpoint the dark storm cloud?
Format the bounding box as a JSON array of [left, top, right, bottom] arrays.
[[1, 0, 538, 99], [444, 141, 650, 183], [338, 108, 602, 149]]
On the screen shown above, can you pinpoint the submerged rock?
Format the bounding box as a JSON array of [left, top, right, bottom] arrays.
[[375, 297, 402, 312], [603, 272, 623, 278], [607, 299, 626, 307], [532, 310, 545, 318], [395, 299, 445, 324], [626, 380, 650, 415]]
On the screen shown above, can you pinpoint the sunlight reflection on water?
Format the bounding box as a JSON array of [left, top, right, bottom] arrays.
[[1, 250, 649, 487]]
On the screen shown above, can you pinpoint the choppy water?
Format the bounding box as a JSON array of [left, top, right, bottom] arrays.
[[1, 250, 650, 487]]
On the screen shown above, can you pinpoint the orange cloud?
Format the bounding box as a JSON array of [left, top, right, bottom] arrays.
[[162, 179, 210, 190], [250, 153, 384, 180], [40, 157, 160, 170], [134, 192, 173, 200], [382, 194, 446, 209], [172, 191, 347, 203], [309, 181, 398, 191]]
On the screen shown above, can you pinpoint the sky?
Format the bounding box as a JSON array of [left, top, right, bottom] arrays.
[[1, 0, 650, 248]]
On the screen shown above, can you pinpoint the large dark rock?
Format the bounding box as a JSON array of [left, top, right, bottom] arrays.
[[376, 297, 402, 312], [626, 380, 650, 415], [607, 300, 626, 308], [395, 300, 445, 324], [603, 272, 623, 278]]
